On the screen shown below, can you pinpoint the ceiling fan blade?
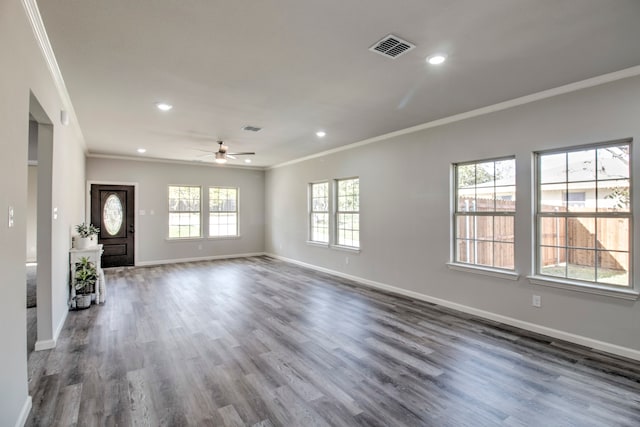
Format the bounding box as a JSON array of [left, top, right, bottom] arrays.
[[227, 152, 255, 156], [198, 153, 214, 158], [227, 154, 237, 159]]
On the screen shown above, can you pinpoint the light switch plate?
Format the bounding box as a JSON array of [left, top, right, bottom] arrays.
[[8, 206, 14, 227]]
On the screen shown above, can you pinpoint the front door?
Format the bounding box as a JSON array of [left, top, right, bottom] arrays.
[[91, 184, 135, 268]]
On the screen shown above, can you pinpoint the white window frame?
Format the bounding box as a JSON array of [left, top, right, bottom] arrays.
[[208, 187, 239, 238], [168, 185, 202, 239], [335, 177, 360, 249], [531, 139, 634, 295], [308, 181, 329, 244], [449, 156, 518, 278]]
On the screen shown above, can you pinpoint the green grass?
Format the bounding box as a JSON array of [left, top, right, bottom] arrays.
[[541, 264, 628, 286]]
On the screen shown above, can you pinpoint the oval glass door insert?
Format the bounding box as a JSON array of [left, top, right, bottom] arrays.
[[103, 194, 123, 235]]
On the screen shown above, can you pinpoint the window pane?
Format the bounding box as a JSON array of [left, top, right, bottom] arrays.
[[596, 218, 629, 252], [597, 251, 629, 287], [597, 145, 629, 180], [457, 164, 476, 188], [494, 216, 514, 242], [567, 182, 594, 212], [457, 194, 476, 212], [495, 159, 515, 185], [456, 239, 475, 264], [494, 243, 514, 270], [103, 194, 123, 236], [540, 217, 565, 246], [540, 153, 566, 184], [598, 179, 630, 212], [475, 216, 493, 241], [540, 246, 566, 278], [495, 186, 516, 212], [475, 162, 495, 187], [567, 249, 596, 282], [475, 189, 495, 212], [456, 216, 475, 240], [540, 184, 566, 212], [567, 149, 596, 182], [567, 217, 595, 249], [475, 241, 493, 266]]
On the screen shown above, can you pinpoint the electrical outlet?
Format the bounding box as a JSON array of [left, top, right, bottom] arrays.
[[345, 257, 349, 265], [532, 295, 541, 308], [198, 244, 203, 250]]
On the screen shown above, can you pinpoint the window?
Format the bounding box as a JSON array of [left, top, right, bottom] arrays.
[[336, 178, 360, 248], [309, 182, 329, 243], [536, 141, 631, 287], [454, 158, 516, 270], [209, 187, 238, 237], [168, 186, 201, 238]]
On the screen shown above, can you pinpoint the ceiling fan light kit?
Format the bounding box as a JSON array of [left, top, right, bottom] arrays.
[[203, 140, 255, 164]]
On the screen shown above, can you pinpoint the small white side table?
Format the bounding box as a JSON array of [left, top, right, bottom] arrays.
[[70, 244, 104, 308]]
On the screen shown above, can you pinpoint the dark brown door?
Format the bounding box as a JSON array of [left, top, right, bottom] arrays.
[[91, 184, 135, 268]]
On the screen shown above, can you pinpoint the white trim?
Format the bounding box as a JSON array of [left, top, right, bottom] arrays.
[[21, 0, 86, 149], [27, 160, 38, 166], [447, 262, 519, 281], [306, 240, 330, 248], [34, 339, 55, 351], [135, 252, 265, 267], [266, 253, 640, 361], [87, 153, 264, 170], [14, 396, 32, 427], [527, 275, 639, 301], [270, 65, 640, 170], [34, 307, 68, 351], [86, 181, 139, 267], [330, 245, 361, 254]]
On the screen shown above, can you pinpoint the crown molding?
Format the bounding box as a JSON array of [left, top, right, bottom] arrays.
[[21, 0, 86, 147], [87, 153, 266, 171], [270, 65, 640, 170]]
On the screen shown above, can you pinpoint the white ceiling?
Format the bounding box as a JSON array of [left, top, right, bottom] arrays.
[[37, 0, 640, 167]]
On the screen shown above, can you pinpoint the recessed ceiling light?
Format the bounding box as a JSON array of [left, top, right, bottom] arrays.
[[137, 148, 146, 154], [244, 158, 252, 164], [316, 131, 326, 138], [426, 54, 447, 65], [156, 102, 173, 111]]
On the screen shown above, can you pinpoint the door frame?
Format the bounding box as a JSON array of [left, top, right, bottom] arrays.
[[86, 180, 139, 266]]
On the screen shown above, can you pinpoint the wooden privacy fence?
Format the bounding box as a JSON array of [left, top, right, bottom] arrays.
[[458, 198, 627, 270]]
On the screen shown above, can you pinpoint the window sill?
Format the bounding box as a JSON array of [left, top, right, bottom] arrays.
[[446, 262, 520, 281], [306, 240, 329, 248], [207, 235, 241, 241], [527, 275, 639, 300], [165, 237, 204, 242], [331, 245, 361, 254]]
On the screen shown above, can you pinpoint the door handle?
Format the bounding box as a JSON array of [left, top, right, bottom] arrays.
[[129, 224, 135, 234]]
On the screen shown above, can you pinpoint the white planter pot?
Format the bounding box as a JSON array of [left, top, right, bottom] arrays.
[[75, 235, 97, 249]]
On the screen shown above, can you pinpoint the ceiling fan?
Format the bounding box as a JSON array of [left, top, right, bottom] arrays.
[[199, 141, 255, 164]]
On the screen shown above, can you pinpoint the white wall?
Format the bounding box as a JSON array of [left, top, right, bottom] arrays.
[[0, 0, 86, 425], [26, 166, 37, 262], [265, 74, 640, 356], [86, 158, 265, 264]]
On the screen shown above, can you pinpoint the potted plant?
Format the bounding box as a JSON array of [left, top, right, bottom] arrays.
[[74, 257, 97, 309], [75, 222, 100, 249]]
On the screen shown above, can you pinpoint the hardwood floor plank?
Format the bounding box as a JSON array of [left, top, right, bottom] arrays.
[[25, 256, 640, 426]]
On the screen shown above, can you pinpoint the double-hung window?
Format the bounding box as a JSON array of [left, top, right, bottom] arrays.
[[536, 141, 631, 287], [309, 182, 329, 243], [454, 158, 516, 270], [168, 185, 201, 238], [336, 178, 360, 248], [209, 187, 238, 237]]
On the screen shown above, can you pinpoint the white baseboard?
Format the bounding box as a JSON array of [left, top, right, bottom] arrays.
[[136, 252, 266, 267], [34, 307, 68, 351], [15, 395, 31, 427], [266, 253, 640, 361]]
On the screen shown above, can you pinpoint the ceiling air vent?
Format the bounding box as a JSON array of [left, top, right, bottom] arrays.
[[242, 125, 262, 132], [369, 35, 415, 59]]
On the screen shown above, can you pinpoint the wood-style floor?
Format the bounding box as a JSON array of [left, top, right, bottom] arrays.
[[26, 256, 640, 426]]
